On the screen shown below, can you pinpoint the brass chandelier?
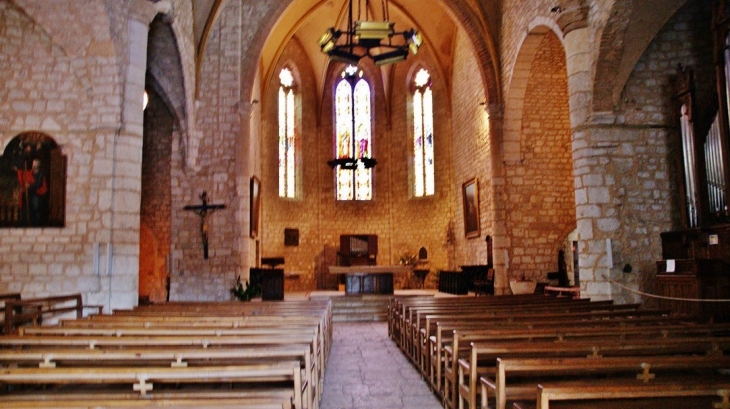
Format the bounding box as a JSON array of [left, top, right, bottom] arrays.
[[318, 0, 422, 66]]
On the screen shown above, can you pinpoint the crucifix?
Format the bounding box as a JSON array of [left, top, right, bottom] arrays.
[[183, 191, 225, 259]]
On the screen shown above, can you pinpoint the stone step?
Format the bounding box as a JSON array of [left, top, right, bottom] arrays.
[[328, 295, 391, 322]]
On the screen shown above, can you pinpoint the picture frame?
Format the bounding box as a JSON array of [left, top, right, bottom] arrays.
[[250, 176, 260, 238], [462, 177, 480, 238], [0, 132, 66, 228]]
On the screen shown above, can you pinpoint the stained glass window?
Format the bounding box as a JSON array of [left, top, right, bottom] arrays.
[[335, 67, 372, 200], [278, 68, 296, 198], [413, 68, 434, 197]]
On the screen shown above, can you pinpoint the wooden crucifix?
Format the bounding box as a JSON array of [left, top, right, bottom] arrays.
[[183, 191, 225, 259]]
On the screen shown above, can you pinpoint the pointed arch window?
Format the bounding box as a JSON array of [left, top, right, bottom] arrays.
[[413, 68, 434, 197], [278, 68, 296, 198], [334, 66, 372, 200]]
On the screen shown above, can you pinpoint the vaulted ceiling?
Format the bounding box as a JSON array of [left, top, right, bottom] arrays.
[[192, 0, 485, 100]]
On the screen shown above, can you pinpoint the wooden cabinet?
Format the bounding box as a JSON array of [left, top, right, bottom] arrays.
[[655, 259, 730, 321], [250, 268, 284, 301]]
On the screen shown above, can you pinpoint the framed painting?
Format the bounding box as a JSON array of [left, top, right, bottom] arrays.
[[462, 178, 480, 238], [0, 132, 66, 228], [250, 176, 260, 239]]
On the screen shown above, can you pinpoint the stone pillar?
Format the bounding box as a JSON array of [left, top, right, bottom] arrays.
[[564, 26, 613, 301], [103, 0, 170, 311], [486, 103, 511, 294]]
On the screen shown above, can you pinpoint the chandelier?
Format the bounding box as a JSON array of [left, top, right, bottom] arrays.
[[318, 0, 422, 66]]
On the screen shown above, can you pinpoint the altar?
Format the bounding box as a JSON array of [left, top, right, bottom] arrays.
[[328, 265, 412, 295]]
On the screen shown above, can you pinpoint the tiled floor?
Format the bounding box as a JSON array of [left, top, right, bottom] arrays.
[[319, 321, 443, 409]]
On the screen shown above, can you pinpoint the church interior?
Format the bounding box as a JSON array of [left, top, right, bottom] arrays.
[[2, 0, 729, 312], [0, 0, 730, 409], [3, 0, 730, 407]]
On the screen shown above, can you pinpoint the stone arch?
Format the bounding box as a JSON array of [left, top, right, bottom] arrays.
[[500, 24, 575, 285], [196, 0, 503, 123], [503, 22, 563, 164], [592, 0, 688, 113]]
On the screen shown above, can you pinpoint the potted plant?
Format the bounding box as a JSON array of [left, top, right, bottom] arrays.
[[230, 275, 261, 301]]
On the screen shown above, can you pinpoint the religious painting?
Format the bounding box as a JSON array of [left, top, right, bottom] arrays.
[[284, 228, 299, 246], [462, 178, 480, 238], [0, 132, 66, 228], [250, 176, 261, 238]]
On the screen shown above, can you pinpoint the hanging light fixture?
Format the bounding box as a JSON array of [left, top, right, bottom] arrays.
[[318, 0, 422, 66]]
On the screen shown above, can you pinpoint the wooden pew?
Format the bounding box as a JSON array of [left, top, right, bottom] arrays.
[[484, 354, 730, 409], [0, 300, 331, 409], [391, 294, 558, 348], [409, 300, 626, 363], [457, 336, 730, 409], [0, 293, 21, 335], [426, 310, 676, 400], [4, 294, 103, 335], [0, 361, 303, 409], [403, 298, 605, 361], [0, 345, 315, 409], [525, 379, 730, 409], [108, 302, 332, 363], [411, 304, 656, 376], [1, 398, 292, 409], [431, 312, 696, 391]]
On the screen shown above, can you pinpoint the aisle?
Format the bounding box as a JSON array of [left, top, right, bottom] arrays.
[[319, 322, 443, 409]]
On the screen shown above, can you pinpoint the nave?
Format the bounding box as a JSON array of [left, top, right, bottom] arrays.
[[319, 322, 441, 409]]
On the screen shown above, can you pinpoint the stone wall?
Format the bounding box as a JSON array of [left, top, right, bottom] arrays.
[[140, 89, 173, 303], [504, 32, 575, 282], [0, 0, 148, 311], [451, 29, 493, 267], [169, 0, 242, 301]]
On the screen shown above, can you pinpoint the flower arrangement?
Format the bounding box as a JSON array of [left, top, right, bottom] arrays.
[[399, 252, 417, 266]]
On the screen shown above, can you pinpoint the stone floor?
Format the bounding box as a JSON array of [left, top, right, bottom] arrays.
[[319, 321, 443, 409]]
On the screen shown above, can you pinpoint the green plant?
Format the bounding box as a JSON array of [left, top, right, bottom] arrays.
[[230, 275, 261, 301]]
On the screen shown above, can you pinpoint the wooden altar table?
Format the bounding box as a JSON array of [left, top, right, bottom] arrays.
[[328, 266, 412, 295]]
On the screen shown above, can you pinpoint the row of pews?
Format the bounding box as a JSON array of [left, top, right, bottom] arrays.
[[0, 299, 332, 409], [1, 293, 104, 335], [388, 293, 730, 409]]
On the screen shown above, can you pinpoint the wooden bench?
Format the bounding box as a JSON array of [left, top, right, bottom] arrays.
[[0, 345, 315, 409], [1, 398, 292, 408], [424, 306, 673, 388], [458, 337, 730, 409], [0, 293, 21, 335], [403, 298, 609, 362], [427, 310, 676, 400], [543, 286, 580, 299], [430, 313, 699, 394], [526, 379, 730, 409], [0, 361, 303, 408], [3, 394, 292, 409], [484, 354, 730, 409], [1, 299, 333, 408], [4, 294, 103, 335], [390, 294, 558, 347], [410, 300, 627, 365]]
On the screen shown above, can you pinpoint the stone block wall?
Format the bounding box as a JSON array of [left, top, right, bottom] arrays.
[[169, 0, 242, 301], [259, 33, 455, 292], [451, 29, 493, 267], [504, 32, 575, 282], [0, 0, 147, 311]]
